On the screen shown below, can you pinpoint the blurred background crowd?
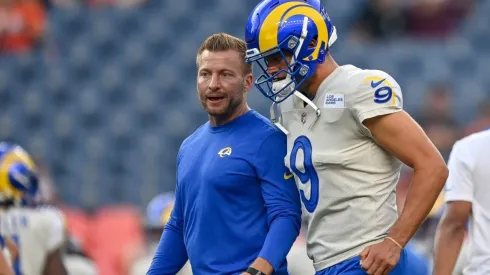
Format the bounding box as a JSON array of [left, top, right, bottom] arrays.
[[0, 0, 488, 274]]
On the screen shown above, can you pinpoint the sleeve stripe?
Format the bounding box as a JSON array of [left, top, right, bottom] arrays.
[[392, 90, 396, 107]]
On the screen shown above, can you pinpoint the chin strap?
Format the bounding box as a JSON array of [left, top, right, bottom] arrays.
[[270, 90, 322, 135], [293, 91, 321, 130]]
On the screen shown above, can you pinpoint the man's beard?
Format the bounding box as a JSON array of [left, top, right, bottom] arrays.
[[201, 90, 243, 119]]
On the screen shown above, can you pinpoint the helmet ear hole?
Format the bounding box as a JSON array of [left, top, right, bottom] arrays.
[[309, 36, 318, 48]]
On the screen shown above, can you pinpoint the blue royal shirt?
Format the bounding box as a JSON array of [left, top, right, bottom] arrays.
[[148, 110, 302, 275]]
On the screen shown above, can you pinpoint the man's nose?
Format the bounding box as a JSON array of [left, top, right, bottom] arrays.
[[267, 65, 279, 76], [208, 74, 220, 90]]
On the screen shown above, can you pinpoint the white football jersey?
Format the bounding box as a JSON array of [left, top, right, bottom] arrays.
[[287, 236, 315, 275], [0, 206, 65, 275], [277, 65, 403, 271], [444, 129, 490, 275]]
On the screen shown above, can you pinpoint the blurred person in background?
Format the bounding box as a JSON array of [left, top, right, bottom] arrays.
[[463, 101, 490, 136], [416, 84, 460, 161], [147, 33, 302, 275], [34, 161, 61, 206], [416, 83, 458, 127], [0, 142, 68, 275], [245, 0, 447, 274], [88, 0, 145, 8], [350, 0, 473, 42], [27, 159, 95, 274], [406, 0, 474, 38], [129, 192, 191, 275], [0, 236, 14, 275], [42, 0, 81, 8], [62, 237, 98, 275], [434, 129, 490, 275], [424, 123, 459, 162], [0, 0, 46, 54], [350, 0, 408, 43]]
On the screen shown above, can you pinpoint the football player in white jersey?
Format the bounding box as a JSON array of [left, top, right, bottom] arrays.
[[0, 143, 67, 275], [245, 1, 448, 275], [433, 129, 490, 275]]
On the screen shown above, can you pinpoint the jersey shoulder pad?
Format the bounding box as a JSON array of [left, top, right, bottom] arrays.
[[36, 206, 66, 231], [36, 205, 64, 217], [36, 206, 66, 251]]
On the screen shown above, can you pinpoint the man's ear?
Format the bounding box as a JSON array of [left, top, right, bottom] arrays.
[[244, 73, 253, 92]]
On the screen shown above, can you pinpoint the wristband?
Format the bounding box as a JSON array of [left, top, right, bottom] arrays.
[[246, 267, 266, 275], [385, 236, 403, 249]]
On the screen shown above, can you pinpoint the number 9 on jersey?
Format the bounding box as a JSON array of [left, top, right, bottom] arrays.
[[290, 136, 319, 213]]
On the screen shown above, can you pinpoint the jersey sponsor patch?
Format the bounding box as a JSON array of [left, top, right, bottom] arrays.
[[324, 93, 345, 108]]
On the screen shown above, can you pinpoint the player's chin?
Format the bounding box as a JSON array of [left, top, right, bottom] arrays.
[[205, 100, 228, 114], [206, 107, 228, 117]]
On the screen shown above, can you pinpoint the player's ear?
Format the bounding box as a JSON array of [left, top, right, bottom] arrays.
[[243, 72, 253, 92]]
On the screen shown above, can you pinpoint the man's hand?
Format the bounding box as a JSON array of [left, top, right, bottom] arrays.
[[241, 257, 273, 275], [360, 239, 402, 275]]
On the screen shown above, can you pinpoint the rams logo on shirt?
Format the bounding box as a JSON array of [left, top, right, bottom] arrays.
[[218, 147, 232, 158]]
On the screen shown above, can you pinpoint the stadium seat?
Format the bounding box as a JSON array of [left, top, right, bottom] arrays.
[[88, 205, 144, 275]]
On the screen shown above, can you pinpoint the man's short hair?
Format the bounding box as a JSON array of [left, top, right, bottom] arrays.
[[196, 33, 252, 75]]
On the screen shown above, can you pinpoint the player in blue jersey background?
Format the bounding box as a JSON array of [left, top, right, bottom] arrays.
[[147, 33, 302, 275]]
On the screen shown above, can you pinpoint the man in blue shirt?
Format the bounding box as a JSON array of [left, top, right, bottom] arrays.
[[147, 33, 302, 275]]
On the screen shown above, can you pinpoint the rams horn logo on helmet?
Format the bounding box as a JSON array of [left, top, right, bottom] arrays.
[[258, 1, 329, 62]]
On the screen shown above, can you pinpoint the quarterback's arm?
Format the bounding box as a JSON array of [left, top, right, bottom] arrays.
[[147, 152, 188, 275], [364, 112, 448, 247], [433, 141, 473, 275], [252, 131, 302, 274]]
